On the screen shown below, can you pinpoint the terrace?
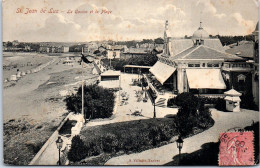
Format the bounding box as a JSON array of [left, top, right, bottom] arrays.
[[222, 62, 254, 71], [144, 73, 176, 99]]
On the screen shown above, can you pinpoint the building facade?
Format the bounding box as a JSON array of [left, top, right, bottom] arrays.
[[146, 21, 255, 106], [106, 45, 126, 59]]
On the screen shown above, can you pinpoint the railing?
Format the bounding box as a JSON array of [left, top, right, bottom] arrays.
[[223, 63, 253, 71], [195, 94, 225, 98], [144, 74, 168, 96]]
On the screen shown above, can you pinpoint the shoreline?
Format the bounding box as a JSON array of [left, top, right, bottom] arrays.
[[3, 56, 98, 165]]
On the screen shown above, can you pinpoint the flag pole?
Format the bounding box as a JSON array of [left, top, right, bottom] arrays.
[[81, 48, 84, 121]]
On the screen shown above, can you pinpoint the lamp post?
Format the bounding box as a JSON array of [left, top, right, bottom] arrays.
[[56, 136, 63, 165], [152, 93, 156, 118], [176, 136, 184, 165]]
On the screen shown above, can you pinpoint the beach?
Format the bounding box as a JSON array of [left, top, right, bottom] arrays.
[[3, 52, 98, 165]]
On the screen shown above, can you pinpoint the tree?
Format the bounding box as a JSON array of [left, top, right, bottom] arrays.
[[240, 92, 258, 110], [6, 41, 12, 47], [17, 43, 25, 48], [141, 39, 154, 44], [68, 135, 87, 162], [30, 43, 40, 51], [64, 85, 115, 119], [154, 37, 164, 44], [175, 93, 213, 136]]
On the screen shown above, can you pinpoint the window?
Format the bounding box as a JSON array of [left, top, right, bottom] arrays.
[[188, 63, 200, 67], [207, 63, 219, 67], [237, 74, 246, 82], [113, 52, 116, 57]]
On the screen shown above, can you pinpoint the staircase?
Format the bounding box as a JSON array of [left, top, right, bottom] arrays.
[[155, 98, 167, 108]]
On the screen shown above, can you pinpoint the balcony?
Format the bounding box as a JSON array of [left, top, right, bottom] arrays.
[[195, 94, 225, 98], [144, 74, 176, 98], [222, 62, 253, 72]]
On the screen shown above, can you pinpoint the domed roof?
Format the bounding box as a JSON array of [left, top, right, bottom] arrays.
[[192, 21, 209, 39], [192, 27, 209, 39]]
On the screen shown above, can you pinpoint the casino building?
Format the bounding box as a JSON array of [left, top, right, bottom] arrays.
[[145, 21, 255, 107]]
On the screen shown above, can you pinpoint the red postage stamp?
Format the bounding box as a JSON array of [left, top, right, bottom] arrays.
[[219, 131, 254, 166]]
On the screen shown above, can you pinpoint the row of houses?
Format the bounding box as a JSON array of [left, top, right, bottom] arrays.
[[39, 46, 69, 53], [84, 44, 162, 60]]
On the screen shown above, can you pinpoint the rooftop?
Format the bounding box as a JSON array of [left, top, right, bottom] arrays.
[[124, 48, 148, 54], [224, 88, 242, 96], [100, 70, 121, 76], [169, 45, 244, 61], [169, 38, 224, 57], [192, 26, 209, 39], [225, 41, 254, 59], [123, 65, 152, 68]]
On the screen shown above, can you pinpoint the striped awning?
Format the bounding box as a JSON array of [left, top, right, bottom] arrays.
[[186, 69, 226, 89], [149, 61, 176, 85]]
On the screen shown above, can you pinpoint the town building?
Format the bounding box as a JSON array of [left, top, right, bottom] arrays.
[[122, 47, 148, 59], [226, 41, 254, 61], [145, 20, 255, 106], [98, 45, 107, 54], [106, 45, 127, 59], [57, 46, 69, 53], [24, 45, 31, 51], [12, 40, 19, 46], [83, 42, 99, 55], [39, 46, 49, 53], [50, 46, 56, 53]]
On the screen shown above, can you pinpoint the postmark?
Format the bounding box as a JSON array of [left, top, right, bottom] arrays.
[[219, 131, 254, 166]]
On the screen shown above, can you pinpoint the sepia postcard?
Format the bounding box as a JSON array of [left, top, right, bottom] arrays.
[[2, 0, 259, 166]]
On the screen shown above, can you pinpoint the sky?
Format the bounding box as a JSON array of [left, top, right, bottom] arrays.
[[2, 0, 259, 42]]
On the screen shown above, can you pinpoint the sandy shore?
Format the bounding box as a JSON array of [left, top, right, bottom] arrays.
[[3, 53, 53, 80], [3, 54, 97, 121], [3, 53, 98, 165]]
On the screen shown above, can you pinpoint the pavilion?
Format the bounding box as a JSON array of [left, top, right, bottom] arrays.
[[145, 21, 254, 107], [98, 70, 121, 91]]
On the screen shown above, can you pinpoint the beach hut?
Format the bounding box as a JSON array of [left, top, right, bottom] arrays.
[[224, 88, 242, 112], [10, 75, 17, 81], [16, 72, 21, 78], [63, 57, 73, 66], [21, 71, 26, 76]]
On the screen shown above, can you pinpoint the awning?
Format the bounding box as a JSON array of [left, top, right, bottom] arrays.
[[149, 61, 176, 85], [186, 69, 226, 89]]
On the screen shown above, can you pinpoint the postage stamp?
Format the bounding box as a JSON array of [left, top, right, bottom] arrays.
[[219, 131, 254, 166]]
